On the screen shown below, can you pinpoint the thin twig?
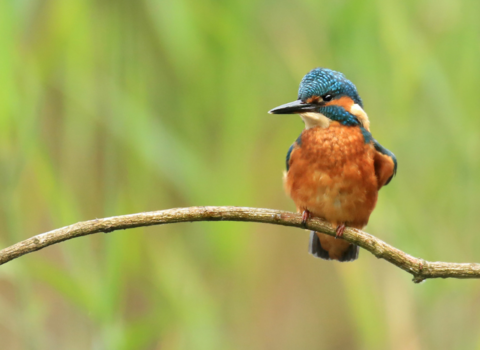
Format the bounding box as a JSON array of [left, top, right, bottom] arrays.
[[0, 206, 478, 282]]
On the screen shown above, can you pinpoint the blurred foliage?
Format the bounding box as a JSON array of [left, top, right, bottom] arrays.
[[1, 0, 480, 349]]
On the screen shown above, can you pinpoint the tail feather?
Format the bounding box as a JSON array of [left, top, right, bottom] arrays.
[[308, 231, 359, 262], [308, 231, 331, 260], [340, 243, 359, 262]]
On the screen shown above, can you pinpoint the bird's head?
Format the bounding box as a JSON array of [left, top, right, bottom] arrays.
[[269, 68, 370, 131]]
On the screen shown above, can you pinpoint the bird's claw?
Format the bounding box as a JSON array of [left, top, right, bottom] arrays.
[[335, 224, 346, 239], [301, 210, 311, 227]]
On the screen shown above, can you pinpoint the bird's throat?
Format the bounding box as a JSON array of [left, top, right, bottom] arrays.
[[300, 112, 331, 129]]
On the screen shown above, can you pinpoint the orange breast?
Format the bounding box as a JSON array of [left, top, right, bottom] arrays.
[[284, 122, 378, 229]]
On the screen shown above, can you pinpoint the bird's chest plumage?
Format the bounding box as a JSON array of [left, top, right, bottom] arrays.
[[284, 122, 378, 228]]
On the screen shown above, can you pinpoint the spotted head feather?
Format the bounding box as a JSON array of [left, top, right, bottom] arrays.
[[298, 68, 363, 107]]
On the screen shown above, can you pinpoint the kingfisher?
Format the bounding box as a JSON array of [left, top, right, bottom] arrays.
[[269, 68, 397, 262]]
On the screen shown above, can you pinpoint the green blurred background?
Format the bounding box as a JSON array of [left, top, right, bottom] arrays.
[[1, 0, 480, 349]]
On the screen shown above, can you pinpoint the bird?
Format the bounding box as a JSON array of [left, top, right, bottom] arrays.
[[269, 68, 397, 262]]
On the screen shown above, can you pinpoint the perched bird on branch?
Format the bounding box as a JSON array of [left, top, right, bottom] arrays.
[[269, 68, 397, 262]]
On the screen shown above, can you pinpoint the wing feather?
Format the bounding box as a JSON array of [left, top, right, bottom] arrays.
[[286, 133, 303, 171], [373, 139, 397, 189]]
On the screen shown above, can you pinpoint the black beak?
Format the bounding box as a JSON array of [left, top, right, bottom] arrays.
[[268, 100, 315, 114]]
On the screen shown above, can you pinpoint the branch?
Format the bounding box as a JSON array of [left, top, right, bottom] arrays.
[[0, 206, 478, 282]]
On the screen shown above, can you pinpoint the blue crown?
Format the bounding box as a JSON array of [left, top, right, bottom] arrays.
[[298, 68, 363, 107]]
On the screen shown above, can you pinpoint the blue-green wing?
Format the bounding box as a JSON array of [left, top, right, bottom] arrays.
[[373, 139, 397, 186], [286, 133, 303, 171]]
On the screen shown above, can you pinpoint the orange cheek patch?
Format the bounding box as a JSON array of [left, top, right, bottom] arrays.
[[306, 95, 321, 104], [324, 96, 354, 110], [325, 97, 370, 131]]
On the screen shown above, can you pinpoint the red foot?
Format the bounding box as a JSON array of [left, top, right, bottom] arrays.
[[301, 210, 311, 227], [335, 224, 346, 239]]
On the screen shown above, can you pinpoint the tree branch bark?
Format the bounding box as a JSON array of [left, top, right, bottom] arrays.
[[0, 206, 478, 282]]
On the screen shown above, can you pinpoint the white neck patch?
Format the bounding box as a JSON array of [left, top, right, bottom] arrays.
[[300, 112, 331, 129], [350, 104, 370, 131]]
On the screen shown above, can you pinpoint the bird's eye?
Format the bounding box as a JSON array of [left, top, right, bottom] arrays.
[[323, 94, 333, 102]]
